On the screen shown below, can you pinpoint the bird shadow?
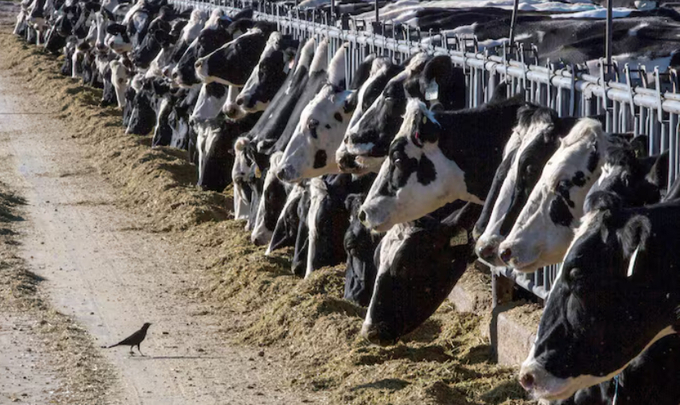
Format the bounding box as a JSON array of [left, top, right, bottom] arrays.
[[128, 355, 228, 360]]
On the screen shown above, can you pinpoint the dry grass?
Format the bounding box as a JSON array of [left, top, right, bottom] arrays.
[[0, 29, 536, 405]]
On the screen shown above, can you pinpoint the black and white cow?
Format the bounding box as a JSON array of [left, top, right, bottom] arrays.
[[549, 335, 680, 405], [343, 182, 380, 307], [277, 44, 357, 182], [475, 107, 582, 267], [359, 96, 525, 232], [304, 173, 376, 278], [266, 182, 306, 255], [497, 120, 625, 273], [518, 198, 680, 401], [250, 152, 291, 245], [196, 112, 262, 192], [194, 21, 277, 87], [337, 53, 467, 175], [171, 9, 251, 87], [360, 200, 481, 345], [232, 32, 299, 115]]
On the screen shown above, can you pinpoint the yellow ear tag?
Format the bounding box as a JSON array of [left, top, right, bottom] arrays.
[[255, 166, 262, 178], [422, 116, 427, 125]]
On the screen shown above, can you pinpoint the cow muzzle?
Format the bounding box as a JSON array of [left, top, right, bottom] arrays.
[[360, 321, 398, 346]]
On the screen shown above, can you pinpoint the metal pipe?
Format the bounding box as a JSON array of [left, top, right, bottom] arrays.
[[606, 0, 613, 72], [508, 0, 519, 49]]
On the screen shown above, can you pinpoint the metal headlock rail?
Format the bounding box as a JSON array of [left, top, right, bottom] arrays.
[[172, 0, 680, 301]]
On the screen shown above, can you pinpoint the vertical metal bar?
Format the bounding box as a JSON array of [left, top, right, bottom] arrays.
[[508, 0, 519, 48], [606, 0, 613, 73]]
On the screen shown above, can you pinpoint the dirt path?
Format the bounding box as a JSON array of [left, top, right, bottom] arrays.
[[0, 53, 320, 405]]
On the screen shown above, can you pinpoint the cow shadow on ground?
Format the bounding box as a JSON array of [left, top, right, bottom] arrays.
[[461, 343, 494, 365], [349, 378, 409, 393], [135, 136, 153, 147], [480, 379, 527, 404], [400, 318, 444, 344]]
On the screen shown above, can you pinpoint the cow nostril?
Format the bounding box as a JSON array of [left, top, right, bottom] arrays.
[[500, 248, 513, 264], [172, 71, 179, 80], [236, 98, 243, 106], [519, 372, 535, 391], [479, 245, 496, 260], [276, 167, 286, 181], [358, 210, 367, 223], [195, 60, 202, 69]]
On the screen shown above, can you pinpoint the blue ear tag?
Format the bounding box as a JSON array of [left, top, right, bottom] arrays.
[[424, 79, 439, 101]]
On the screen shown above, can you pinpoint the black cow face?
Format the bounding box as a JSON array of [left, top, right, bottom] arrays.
[[126, 80, 156, 135], [267, 183, 305, 255], [519, 206, 680, 401], [235, 32, 299, 113], [343, 191, 381, 307], [131, 20, 171, 69], [338, 67, 411, 175], [172, 18, 235, 87], [195, 24, 271, 87], [360, 201, 479, 345]]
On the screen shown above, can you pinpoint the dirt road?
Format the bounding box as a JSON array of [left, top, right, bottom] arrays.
[[0, 47, 320, 405]]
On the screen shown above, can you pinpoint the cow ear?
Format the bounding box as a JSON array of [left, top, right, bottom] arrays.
[[619, 215, 651, 258], [105, 23, 120, 35], [343, 91, 358, 114], [629, 135, 648, 158]]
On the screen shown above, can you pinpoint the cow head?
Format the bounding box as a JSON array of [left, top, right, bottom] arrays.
[[360, 201, 479, 345], [277, 45, 355, 182], [131, 17, 172, 69], [336, 54, 427, 175], [171, 10, 243, 88], [190, 82, 228, 123], [475, 107, 578, 267], [357, 100, 467, 232], [498, 118, 605, 273], [234, 32, 299, 113], [251, 152, 289, 246], [584, 138, 667, 213], [266, 182, 306, 255], [194, 21, 275, 87], [518, 206, 678, 401], [105, 23, 132, 54]]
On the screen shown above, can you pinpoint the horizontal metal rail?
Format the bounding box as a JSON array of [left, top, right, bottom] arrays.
[[171, 0, 680, 301]]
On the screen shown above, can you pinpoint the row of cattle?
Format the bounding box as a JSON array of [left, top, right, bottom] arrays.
[[14, 0, 680, 403]]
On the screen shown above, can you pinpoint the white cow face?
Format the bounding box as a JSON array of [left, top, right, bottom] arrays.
[[110, 59, 130, 108], [190, 82, 229, 123], [358, 100, 472, 232], [498, 118, 605, 273], [475, 109, 558, 267], [276, 85, 355, 182]]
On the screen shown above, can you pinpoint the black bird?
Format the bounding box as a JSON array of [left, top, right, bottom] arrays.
[[103, 323, 151, 356]]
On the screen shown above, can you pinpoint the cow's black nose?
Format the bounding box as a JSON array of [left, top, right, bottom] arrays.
[[519, 372, 535, 391], [358, 210, 367, 223], [477, 244, 496, 261], [236, 97, 243, 106], [276, 167, 287, 181], [338, 154, 356, 170], [500, 248, 513, 264]]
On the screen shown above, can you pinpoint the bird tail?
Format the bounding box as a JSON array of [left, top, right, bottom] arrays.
[[101, 344, 119, 349]]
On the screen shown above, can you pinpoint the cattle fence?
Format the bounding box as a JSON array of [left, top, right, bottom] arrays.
[[170, 0, 680, 301]]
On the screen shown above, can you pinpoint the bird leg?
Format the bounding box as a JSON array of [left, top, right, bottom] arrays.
[[137, 345, 144, 357]]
